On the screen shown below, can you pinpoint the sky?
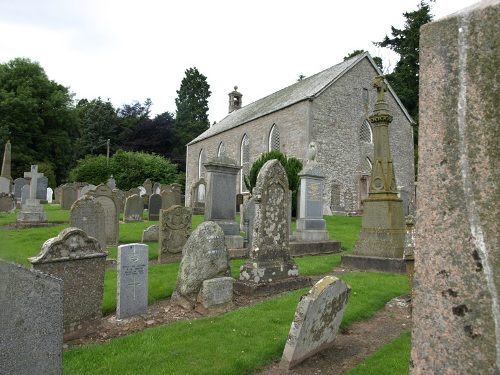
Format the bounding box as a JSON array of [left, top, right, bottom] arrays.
[[0, 0, 480, 124]]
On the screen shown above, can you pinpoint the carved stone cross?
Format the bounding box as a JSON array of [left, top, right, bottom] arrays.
[[24, 165, 44, 200], [373, 75, 388, 103]]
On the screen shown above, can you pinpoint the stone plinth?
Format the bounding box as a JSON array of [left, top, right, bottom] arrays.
[[411, 2, 500, 374]]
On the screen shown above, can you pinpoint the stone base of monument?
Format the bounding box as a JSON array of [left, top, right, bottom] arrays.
[[17, 201, 48, 223], [240, 260, 300, 283], [292, 230, 330, 242], [341, 254, 406, 274], [352, 228, 406, 259], [234, 276, 313, 296], [225, 235, 244, 249], [289, 240, 342, 257]]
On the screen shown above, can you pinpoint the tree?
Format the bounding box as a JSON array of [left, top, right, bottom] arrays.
[[0, 58, 78, 183], [374, 0, 435, 174], [116, 99, 152, 145], [344, 50, 384, 71], [174, 67, 211, 168]]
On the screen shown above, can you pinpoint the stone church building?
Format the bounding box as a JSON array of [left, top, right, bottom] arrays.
[[185, 52, 415, 213]]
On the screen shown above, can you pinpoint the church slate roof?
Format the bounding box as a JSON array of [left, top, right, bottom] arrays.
[[188, 52, 412, 145]]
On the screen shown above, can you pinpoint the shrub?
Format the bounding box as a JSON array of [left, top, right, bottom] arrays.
[[68, 154, 110, 185]]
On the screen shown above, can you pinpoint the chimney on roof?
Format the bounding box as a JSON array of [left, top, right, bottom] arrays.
[[228, 86, 242, 113]]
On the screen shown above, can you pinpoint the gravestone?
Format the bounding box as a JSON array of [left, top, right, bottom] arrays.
[[80, 184, 96, 196], [17, 165, 47, 223], [171, 183, 182, 205], [239, 160, 299, 283], [191, 178, 206, 214], [107, 175, 116, 189], [54, 186, 62, 204], [203, 156, 243, 248], [143, 178, 152, 196], [0, 193, 16, 213], [161, 189, 177, 210], [198, 277, 234, 309], [0, 260, 63, 375], [153, 182, 161, 194], [137, 186, 146, 197], [87, 184, 120, 246], [294, 143, 329, 241], [0, 176, 10, 194], [29, 227, 110, 340], [172, 221, 231, 310], [243, 196, 256, 249], [280, 276, 351, 369], [46, 187, 54, 203], [20, 184, 29, 205], [36, 175, 48, 202], [112, 189, 125, 213], [70, 195, 107, 252], [13, 177, 28, 198], [124, 194, 143, 222], [411, 2, 500, 373], [158, 205, 192, 263], [61, 184, 77, 210], [141, 225, 159, 242], [126, 187, 140, 198], [117, 243, 148, 319], [148, 193, 161, 221]]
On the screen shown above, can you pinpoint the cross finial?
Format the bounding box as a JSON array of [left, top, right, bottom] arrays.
[[373, 75, 388, 103]]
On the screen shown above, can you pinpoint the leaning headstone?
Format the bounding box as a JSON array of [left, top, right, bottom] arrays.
[[172, 221, 231, 310], [61, 184, 77, 210], [13, 177, 28, 198], [411, 3, 500, 374], [117, 243, 148, 319], [279, 276, 352, 369], [0, 176, 10, 194], [0, 193, 16, 213], [158, 205, 192, 264], [87, 184, 120, 246], [0, 260, 63, 375], [141, 225, 159, 242], [29, 227, 110, 340], [70, 195, 107, 252], [203, 156, 243, 248], [124, 194, 143, 222], [148, 193, 162, 221], [36, 175, 48, 202]]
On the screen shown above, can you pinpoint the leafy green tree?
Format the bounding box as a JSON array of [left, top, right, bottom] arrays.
[[374, 0, 434, 174], [245, 151, 303, 217], [174, 67, 211, 168], [0, 58, 78, 183], [68, 154, 110, 185]]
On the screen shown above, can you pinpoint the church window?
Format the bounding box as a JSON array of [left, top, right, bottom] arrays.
[[269, 124, 280, 152], [217, 142, 226, 157], [360, 120, 373, 143], [240, 134, 250, 192], [362, 88, 369, 103], [198, 149, 206, 179]]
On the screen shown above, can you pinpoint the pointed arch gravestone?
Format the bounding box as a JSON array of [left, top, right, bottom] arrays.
[[29, 227, 110, 340], [237, 160, 311, 295], [86, 184, 120, 246]]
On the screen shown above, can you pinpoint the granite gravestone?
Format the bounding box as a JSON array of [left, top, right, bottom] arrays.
[[20, 184, 29, 205], [61, 184, 77, 210], [158, 205, 192, 263], [280, 276, 351, 369], [148, 193, 161, 221], [411, 2, 500, 373], [70, 195, 107, 252], [36, 175, 48, 202], [203, 156, 243, 248], [13, 177, 28, 198], [29, 227, 110, 340], [124, 194, 143, 222], [172, 221, 231, 310], [0, 261, 63, 375], [117, 243, 148, 319]]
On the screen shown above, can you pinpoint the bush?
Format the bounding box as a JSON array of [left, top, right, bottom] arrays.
[[245, 151, 303, 216], [68, 154, 110, 185]]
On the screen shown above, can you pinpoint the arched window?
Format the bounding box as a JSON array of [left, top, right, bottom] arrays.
[[268, 124, 280, 151], [366, 157, 373, 170], [217, 142, 226, 157], [198, 149, 206, 179], [240, 134, 250, 192], [360, 120, 373, 143]]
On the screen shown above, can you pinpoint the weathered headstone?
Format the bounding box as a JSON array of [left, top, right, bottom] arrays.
[[172, 221, 231, 310], [0, 193, 16, 213], [148, 193, 162, 221], [203, 156, 243, 248], [17, 165, 47, 223], [13, 177, 28, 198], [411, 2, 500, 373], [141, 225, 159, 242], [70, 195, 107, 252], [158, 205, 192, 263], [143, 178, 152, 196], [171, 183, 182, 205], [29, 227, 110, 340], [279, 276, 351, 369], [117, 243, 148, 319], [198, 277, 234, 309], [80, 184, 96, 196], [87, 184, 120, 246], [161, 189, 176, 210], [124, 194, 143, 222], [61, 184, 77, 210], [112, 188, 126, 213], [54, 186, 62, 204], [239, 160, 299, 283], [0, 260, 63, 375]]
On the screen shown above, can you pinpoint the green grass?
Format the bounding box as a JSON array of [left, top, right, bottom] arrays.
[[345, 331, 411, 375], [325, 215, 362, 253], [64, 272, 409, 375]]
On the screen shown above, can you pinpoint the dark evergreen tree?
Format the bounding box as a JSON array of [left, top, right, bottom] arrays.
[[344, 50, 384, 71], [173, 67, 211, 168]]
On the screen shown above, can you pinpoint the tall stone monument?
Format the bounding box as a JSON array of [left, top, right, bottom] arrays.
[[203, 156, 244, 248], [17, 165, 48, 223], [411, 2, 499, 374], [1, 140, 12, 181], [342, 76, 406, 273]]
